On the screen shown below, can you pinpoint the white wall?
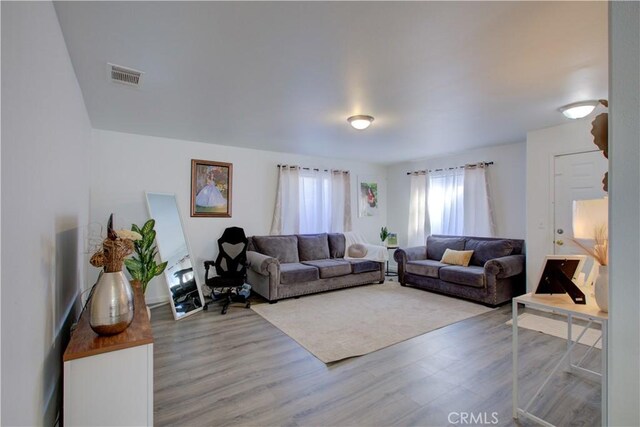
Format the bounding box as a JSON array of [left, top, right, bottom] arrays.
[[608, 1, 640, 424], [1, 2, 91, 425], [525, 118, 601, 290], [90, 130, 387, 304], [385, 141, 526, 249]]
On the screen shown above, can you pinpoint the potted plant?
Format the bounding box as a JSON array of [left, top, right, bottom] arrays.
[[125, 219, 168, 295], [380, 226, 389, 244]]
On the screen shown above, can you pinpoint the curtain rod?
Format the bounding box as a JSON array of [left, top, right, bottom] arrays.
[[406, 161, 494, 175], [277, 164, 350, 173]]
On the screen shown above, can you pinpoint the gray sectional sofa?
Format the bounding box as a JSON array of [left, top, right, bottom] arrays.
[[394, 235, 526, 307], [246, 233, 384, 302]]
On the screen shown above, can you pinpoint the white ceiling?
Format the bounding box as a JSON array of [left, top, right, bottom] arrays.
[[54, 1, 608, 165]]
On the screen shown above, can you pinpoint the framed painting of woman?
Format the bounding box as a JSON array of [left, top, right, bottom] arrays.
[[190, 159, 233, 217]]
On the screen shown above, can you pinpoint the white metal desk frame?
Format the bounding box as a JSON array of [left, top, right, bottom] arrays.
[[512, 293, 608, 427]]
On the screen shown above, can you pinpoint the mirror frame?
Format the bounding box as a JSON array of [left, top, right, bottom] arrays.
[[145, 191, 205, 320]]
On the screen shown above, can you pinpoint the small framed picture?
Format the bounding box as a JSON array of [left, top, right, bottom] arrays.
[[387, 233, 398, 247], [358, 177, 379, 217], [191, 159, 232, 217]]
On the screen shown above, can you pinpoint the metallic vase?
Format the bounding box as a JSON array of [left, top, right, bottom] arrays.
[[90, 271, 135, 335], [594, 265, 609, 313]]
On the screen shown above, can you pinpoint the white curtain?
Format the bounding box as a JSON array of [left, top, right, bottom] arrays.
[[270, 166, 300, 235], [408, 173, 430, 246], [299, 168, 330, 233], [428, 169, 464, 235], [331, 171, 352, 232], [463, 164, 495, 237], [271, 166, 351, 235]]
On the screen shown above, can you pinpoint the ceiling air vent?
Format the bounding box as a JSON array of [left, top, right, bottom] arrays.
[[107, 63, 144, 87]]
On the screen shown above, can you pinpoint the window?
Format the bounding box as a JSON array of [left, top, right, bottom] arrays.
[[299, 170, 332, 234], [408, 164, 494, 245], [427, 169, 464, 235], [271, 166, 352, 235]]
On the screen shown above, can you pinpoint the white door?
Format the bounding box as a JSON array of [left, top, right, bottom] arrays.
[[553, 150, 608, 279]]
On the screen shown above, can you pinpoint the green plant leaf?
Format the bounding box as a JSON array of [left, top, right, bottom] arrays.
[[131, 223, 142, 234], [156, 261, 168, 276], [142, 219, 155, 235], [142, 231, 155, 251], [124, 258, 143, 280], [144, 269, 155, 284]]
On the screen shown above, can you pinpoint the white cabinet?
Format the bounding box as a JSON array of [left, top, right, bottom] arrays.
[[63, 283, 153, 426]]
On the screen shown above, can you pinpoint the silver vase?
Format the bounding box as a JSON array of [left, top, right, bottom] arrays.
[[594, 265, 609, 313], [90, 271, 134, 335]]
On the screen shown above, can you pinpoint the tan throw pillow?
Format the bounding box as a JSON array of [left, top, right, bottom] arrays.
[[348, 243, 368, 258], [440, 249, 474, 267]]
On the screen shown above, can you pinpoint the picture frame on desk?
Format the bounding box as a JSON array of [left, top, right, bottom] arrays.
[[534, 254, 587, 304], [386, 233, 398, 247]]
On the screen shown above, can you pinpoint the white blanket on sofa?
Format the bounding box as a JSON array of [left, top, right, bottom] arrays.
[[343, 231, 389, 262]]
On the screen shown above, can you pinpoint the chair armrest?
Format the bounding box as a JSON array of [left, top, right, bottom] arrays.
[[394, 246, 427, 263], [247, 251, 279, 276], [203, 260, 215, 279], [484, 254, 525, 279]]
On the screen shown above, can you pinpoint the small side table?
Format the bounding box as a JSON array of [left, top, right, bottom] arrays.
[[385, 246, 399, 277]]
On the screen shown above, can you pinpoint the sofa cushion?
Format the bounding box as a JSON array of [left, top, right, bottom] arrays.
[[427, 236, 466, 261], [348, 259, 380, 274], [406, 259, 449, 278], [301, 259, 352, 278], [439, 265, 486, 288], [297, 234, 330, 261], [328, 233, 346, 258], [465, 239, 514, 267], [279, 263, 319, 284], [348, 243, 368, 258], [253, 235, 299, 264], [441, 249, 474, 267]]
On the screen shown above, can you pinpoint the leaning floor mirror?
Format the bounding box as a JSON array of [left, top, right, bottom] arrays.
[[146, 192, 205, 320]]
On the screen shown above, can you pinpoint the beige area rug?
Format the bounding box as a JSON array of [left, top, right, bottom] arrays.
[[506, 313, 602, 349], [251, 282, 493, 363]]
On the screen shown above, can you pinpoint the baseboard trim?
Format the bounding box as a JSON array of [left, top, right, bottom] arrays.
[[145, 295, 169, 305]]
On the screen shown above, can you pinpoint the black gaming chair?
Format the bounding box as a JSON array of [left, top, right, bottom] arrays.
[[203, 227, 250, 314]]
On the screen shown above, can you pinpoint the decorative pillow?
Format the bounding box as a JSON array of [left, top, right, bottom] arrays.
[[253, 235, 299, 264], [465, 239, 514, 266], [426, 236, 466, 261], [440, 249, 474, 267], [347, 244, 368, 258], [297, 234, 330, 261]]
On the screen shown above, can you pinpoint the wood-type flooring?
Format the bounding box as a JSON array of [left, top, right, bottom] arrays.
[[152, 286, 601, 427]]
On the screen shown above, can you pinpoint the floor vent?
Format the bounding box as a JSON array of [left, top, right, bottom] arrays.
[[108, 63, 144, 87]]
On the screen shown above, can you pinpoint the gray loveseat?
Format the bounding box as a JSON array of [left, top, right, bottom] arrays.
[[246, 233, 384, 302], [394, 235, 526, 307]]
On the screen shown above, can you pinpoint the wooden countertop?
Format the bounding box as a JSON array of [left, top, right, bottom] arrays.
[[64, 281, 154, 362]]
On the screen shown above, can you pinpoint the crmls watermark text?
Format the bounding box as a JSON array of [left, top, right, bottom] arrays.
[[447, 412, 499, 425]]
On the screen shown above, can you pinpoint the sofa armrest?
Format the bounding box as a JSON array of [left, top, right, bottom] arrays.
[[394, 246, 427, 263], [484, 254, 525, 279], [247, 250, 279, 276], [394, 246, 427, 284]]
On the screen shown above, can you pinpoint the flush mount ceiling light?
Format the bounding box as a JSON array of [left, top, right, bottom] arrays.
[[347, 115, 374, 130], [559, 100, 599, 119]]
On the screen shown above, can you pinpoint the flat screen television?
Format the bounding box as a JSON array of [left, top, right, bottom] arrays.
[[535, 255, 587, 304]]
